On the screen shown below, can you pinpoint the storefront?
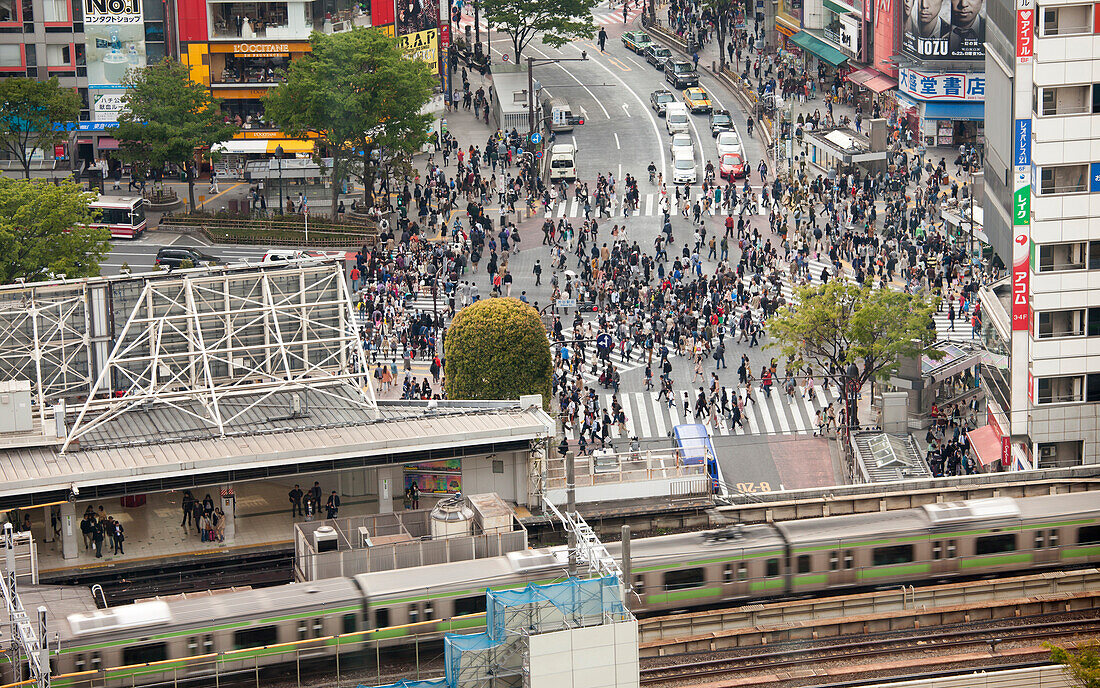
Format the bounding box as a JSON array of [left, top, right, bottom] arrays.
[[787, 31, 848, 76], [774, 0, 801, 49], [213, 132, 315, 179], [897, 67, 985, 148]]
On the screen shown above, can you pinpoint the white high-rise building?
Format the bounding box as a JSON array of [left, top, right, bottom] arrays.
[[983, 0, 1100, 468]]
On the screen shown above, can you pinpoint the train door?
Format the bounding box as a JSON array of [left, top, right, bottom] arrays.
[[827, 541, 857, 588]]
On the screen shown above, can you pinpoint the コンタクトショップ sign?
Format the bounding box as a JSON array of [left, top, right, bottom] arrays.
[[84, 0, 142, 24]]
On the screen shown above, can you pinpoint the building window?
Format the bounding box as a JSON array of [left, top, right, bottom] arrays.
[[1040, 164, 1088, 195], [0, 0, 14, 21], [46, 44, 71, 66], [1038, 242, 1087, 271], [1036, 375, 1084, 404], [0, 43, 20, 66], [1037, 309, 1085, 338], [1040, 85, 1090, 116], [42, 0, 67, 22], [1041, 4, 1092, 35]]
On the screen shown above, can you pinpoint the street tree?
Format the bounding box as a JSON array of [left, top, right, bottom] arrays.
[[264, 28, 434, 217], [0, 178, 110, 284], [481, 0, 597, 62], [1048, 642, 1100, 688], [767, 280, 941, 426], [706, 0, 733, 71], [445, 298, 552, 407], [0, 77, 81, 179], [115, 60, 237, 212]]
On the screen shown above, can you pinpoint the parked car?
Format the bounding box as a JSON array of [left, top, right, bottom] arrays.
[[664, 59, 698, 88], [650, 89, 675, 116], [154, 247, 222, 269], [621, 31, 653, 52], [709, 109, 733, 135], [644, 45, 673, 69]]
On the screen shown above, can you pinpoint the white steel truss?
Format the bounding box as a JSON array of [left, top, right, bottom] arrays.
[[0, 283, 97, 420], [61, 263, 375, 453]]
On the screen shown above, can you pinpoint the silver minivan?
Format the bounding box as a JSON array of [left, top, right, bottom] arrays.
[[665, 103, 690, 135]]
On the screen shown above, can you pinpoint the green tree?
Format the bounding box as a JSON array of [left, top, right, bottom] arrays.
[[481, 0, 597, 62], [767, 280, 941, 426], [0, 178, 109, 283], [445, 298, 551, 406], [706, 0, 733, 71], [264, 28, 434, 217], [0, 77, 81, 179], [115, 60, 237, 213], [1049, 642, 1100, 688]]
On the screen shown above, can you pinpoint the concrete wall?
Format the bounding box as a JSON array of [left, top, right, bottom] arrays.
[[460, 450, 527, 505]]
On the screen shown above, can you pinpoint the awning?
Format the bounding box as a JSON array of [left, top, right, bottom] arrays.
[[967, 424, 1005, 466], [97, 137, 119, 150], [269, 140, 314, 154], [847, 67, 897, 93], [788, 31, 849, 67], [923, 101, 984, 121]]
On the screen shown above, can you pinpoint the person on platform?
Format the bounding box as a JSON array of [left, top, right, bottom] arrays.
[[92, 519, 104, 558], [326, 491, 341, 519], [181, 490, 195, 530], [289, 484, 304, 517], [409, 482, 421, 509], [112, 518, 124, 555]]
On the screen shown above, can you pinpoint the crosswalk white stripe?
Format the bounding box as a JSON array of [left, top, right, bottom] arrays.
[[753, 388, 775, 434], [651, 393, 667, 438], [785, 391, 807, 432], [768, 390, 791, 433], [668, 393, 682, 429], [632, 392, 649, 438], [606, 394, 621, 439], [801, 386, 819, 430], [623, 395, 637, 438], [569, 198, 580, 217], [645, 193, 654, 216], [742, 392, 761, 434]]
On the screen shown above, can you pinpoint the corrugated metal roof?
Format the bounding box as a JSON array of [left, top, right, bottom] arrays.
[[0, 399, 554, 498]]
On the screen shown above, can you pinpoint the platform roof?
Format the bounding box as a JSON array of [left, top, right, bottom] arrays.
[[0, 396, 554, 509]]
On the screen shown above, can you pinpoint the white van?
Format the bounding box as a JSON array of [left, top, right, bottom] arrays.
[[546, 143, 578, 182], [665, 103, 690, 135], [672, 149, 697, 184], [541, 94, 576, 133]]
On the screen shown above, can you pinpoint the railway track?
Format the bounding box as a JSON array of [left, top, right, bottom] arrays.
[[639, 611, 1100, 687]]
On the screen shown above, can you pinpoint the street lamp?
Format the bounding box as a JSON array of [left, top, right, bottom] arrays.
[[275, 144, 284, 215], [526, 53, 588, 137]]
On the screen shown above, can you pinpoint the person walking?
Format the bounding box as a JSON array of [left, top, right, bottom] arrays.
[[598, 27, 608, 51]]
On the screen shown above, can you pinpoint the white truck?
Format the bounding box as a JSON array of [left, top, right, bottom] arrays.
[[545, 143, 578, 182]]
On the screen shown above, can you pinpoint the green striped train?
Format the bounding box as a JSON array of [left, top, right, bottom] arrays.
[[13, 492, 1100, 686]]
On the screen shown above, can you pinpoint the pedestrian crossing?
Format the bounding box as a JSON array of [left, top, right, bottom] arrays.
[[554, 336, 674, 385], [543, 190, 759, 219], [455, 2, 642, 33], [560, 384, 841, 441]]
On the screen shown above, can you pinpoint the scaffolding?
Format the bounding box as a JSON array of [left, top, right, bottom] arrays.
[[60, 263, 375, 453]]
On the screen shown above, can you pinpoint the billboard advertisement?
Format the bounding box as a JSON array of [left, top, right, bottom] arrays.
[[84, 0, 145, 88], [902, 0, 985, 59], [398, 27, 439, 74], [91, 89, 126, 122]]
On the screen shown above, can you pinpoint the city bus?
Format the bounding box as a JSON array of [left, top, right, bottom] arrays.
[[89, 195, 147, 239]]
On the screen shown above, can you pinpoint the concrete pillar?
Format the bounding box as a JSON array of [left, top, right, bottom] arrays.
[[60, 501, 77, 560], [377, 468, 394, 514], [221, 486, 236, 543]]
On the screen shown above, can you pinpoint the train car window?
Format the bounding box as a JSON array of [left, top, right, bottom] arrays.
[[409, 605, 420, 623], [872, 545, 914, 566], [187, 637, 199, 655], [343, 614, 358, 634], [454, 596, 487, 616], [797, 555, 811, 573], [74, 654, 86, 671], [765, 559, 780, 577], [633, 574, 646, 593], [932, 541, 942, 560], [946, 540, 957, 558], [829, 551, 838, 571], [298, 621, 309, 640], [843, 550, 854, 569], [1050, 530, 1060, 547], [1079, 524, 1100, 545], [975, 534, 1016, 555], [723, 564, 734, 582], [234, 626, 277, 650], [122, 642, 168, 666], [1034, 531, 1045, 549], [91, 652, 101, 668], [313, 618, 324, 636], [375, 608, 391, 628], [664, 567, 706, 590], [204, 635, 215, 653], [424, 603, 434, 621], [737, 562, 748, 581]]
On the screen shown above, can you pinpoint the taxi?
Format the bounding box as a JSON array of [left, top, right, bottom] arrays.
[[682, 87, 712, 113], [621, 31, 653, 53]]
